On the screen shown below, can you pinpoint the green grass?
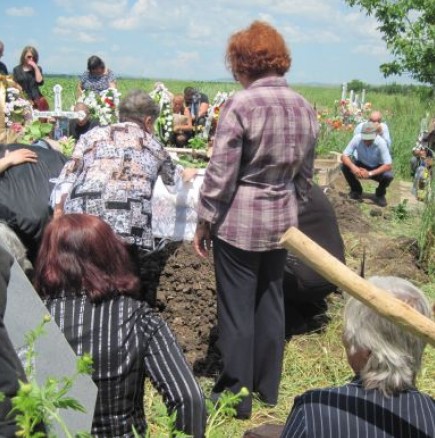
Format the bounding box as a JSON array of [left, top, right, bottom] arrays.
[[41, 76, 432, 180]]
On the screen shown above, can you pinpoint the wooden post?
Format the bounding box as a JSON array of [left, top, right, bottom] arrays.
[[279, 227, 435, 347]]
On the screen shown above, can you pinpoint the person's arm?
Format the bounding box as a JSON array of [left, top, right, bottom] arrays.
[[197, 101, 209, 119], [342, 153, 362, 175], [293, 109, 318, 202], [341, 137, 365, 178], [76, 81, 84, 97], [174, 109, 193, 133], [196, 97, 243, 224], [281, 397, 307, 438], [363, 138, 392, 178], [0, 149, 38, 174], [367, 163, 392, 178], [143, 316, 206, 437], [51, 136, 86, 214], [193, 220, 212, 259], [28, 60, 43, 84], [107, 69, 116, 89]]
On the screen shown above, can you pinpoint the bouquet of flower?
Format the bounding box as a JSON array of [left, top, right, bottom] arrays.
[[202, 91, 234, 140], [77, 88, 121, 126], [317, 99, 372, 132], [149, 82, 173, 145], [4, 87, 33, 130], [335, 99, 371, 126]]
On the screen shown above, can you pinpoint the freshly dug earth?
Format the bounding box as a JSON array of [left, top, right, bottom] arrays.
[[140, 174, 430, 375]]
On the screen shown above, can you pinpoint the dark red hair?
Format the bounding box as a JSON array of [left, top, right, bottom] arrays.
[[226, 21, 291, 80], [34, 214, 140, 303]]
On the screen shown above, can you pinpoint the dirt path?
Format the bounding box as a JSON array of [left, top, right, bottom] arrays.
[[140, 173, 429, 374]]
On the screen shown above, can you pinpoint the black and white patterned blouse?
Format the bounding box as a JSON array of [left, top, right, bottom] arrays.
[[44, 294, 206, 437], [54, 122, 183, 250]]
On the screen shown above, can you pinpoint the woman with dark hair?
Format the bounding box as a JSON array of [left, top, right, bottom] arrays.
[[193, 21, 318, 418], [13, 46, 48, 110], [34, 214, 206, 438], [78, 55, 116, 94]]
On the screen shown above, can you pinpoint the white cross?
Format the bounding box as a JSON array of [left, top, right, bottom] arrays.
[[33, 84, 85, 121]]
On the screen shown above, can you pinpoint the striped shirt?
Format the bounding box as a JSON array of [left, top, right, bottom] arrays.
[[281, 378, 435, 438], [44, 294, 206, 437], [197, 76, 318, 251]]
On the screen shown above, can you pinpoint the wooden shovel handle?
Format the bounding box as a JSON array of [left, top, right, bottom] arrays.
[[279, 227, 435, 347]]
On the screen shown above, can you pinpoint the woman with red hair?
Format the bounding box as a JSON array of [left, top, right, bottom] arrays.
[[34, 214, 206, 438], [193, 21, 318, 418]]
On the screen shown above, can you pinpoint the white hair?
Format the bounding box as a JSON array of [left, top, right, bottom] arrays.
[[0, 222, 33, 276], [343, 276, 432, 396]]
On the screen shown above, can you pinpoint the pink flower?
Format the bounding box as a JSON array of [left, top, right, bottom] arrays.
[[10, 122, 23, 133]]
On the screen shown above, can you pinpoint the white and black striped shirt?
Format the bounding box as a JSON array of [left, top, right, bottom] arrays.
[[282, 378, 435, 438], [44, 294, 206, 437]]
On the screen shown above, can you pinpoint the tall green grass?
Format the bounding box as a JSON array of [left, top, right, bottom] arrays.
[[42, 77, 432, 179]]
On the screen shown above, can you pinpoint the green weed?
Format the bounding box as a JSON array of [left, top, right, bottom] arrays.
[[9, 316, 93, 438]]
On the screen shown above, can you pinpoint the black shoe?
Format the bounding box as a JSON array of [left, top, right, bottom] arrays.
[[287, 314, 330, 336], [349, 191, 362, 200], [374, 195, 387, 207]]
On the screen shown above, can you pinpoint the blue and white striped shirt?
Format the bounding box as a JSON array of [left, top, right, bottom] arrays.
[[282, 377, 435, 438]]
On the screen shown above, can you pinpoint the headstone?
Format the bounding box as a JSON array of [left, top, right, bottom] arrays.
[[341, 83, 347, 101], [361, 89, 366, 106], [4, 260, 97, 435]]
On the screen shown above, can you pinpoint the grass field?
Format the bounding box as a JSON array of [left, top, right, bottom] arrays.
[[40, 77, 434, 437], [41, 75, 432, 180]]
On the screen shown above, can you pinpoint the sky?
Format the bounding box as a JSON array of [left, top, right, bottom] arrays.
[[0, 0, 416, 86]]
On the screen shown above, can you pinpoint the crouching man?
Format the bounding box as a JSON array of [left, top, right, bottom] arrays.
[[341, 121, 393, 207]]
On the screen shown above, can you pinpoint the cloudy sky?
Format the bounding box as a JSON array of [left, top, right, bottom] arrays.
[[0, 0, 414, 85]]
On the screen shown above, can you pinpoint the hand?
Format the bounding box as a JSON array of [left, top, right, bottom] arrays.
[[182, 168, 198, 182], [53, 206, 64, 220], [27, 59, 37, 69], [193, 222, 212, 258], [5, 149, 38, 166], [360, 168, 371, 179], [352, 166, 364, 178]]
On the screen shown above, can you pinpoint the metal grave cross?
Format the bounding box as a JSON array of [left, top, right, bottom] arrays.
[[33, 84, 85, 121], [32, 84, 86, 139]]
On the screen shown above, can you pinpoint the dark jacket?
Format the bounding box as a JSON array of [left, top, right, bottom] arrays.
[[0, 245, 26, 437]]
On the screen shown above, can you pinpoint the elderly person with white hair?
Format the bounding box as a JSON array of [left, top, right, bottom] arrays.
[[281, 276, 435, 438]]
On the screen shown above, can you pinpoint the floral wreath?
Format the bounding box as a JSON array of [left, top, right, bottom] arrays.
[[149, 82, 173, 145], [77, 88, 121, 126], [4, 86, 33, 133], [202, 91, 234, 140]]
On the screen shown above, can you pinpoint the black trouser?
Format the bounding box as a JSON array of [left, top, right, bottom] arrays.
[[212, 237, 287, 416], [341, 161, 394, 197]]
